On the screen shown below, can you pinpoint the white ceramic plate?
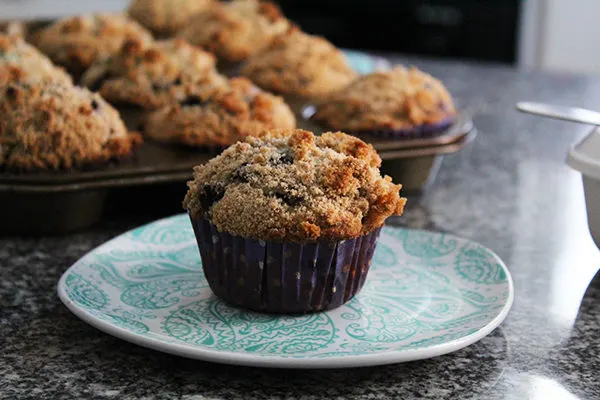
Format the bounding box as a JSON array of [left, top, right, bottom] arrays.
[[58, 214, 513, 368]]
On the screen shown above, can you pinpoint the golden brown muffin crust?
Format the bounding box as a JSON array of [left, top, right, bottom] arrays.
[[32, 13, 153, 77], [241, 29, 357, 99], [0, 83, 141, 171], [312, 66, 457, 132], [128, 0, 214, 36], [145, 77, 295, 146], [178, 0, 289, 63], [0, 34, 73, 86], [81, 38, 226, 110], [183, 129, 406, 242]]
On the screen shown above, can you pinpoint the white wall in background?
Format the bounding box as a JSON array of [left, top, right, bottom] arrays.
[[0, 0, 128, 20], [519, 0, 600, 73]]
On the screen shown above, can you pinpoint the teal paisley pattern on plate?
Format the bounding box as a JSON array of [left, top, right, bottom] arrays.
[[371, 242, 397, 267], [128, 214, 195, 245], [384, 228, 457, 259], [59, 213, 513, 363], [88, 307, 152, 334], [163, 297, 335, 355], [64, 273, 109, 310], [455, 243, 507, 284], [91, 262, 206, 309]]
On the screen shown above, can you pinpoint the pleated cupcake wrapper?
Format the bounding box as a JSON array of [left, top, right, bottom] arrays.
[[190, 215, 381, 314], [355, 115, 456, 139]]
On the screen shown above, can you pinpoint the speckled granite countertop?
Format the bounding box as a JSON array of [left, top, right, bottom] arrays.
[[3, 56, 600, 399]]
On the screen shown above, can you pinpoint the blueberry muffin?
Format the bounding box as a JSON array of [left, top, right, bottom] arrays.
[[32, 13, 153, 78], [312, 66, 457, 137], [0, 83, 142, 171], [81, 38, 226, 110], [128, 0, 214, 37], [145, 77, 295, 148], [241, 29, 357, 107], [0, 34, 73, 86], [184, 128, 406, 313], [178, 0, 289, 64]]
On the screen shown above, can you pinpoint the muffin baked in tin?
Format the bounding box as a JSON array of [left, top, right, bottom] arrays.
[[178, 0, 289, 64], [0, 83, 141, 171], [32, 13, 153, 79], [0, 34, 73, 86], [241, 29, 357, 107], [311, 66, 457, 138], [145, 76, 295, 148], [128, 0, 214, 37], [81, 38, 226, 110]]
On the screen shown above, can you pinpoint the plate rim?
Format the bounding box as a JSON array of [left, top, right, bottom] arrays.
[[57, 214, 514, 369]]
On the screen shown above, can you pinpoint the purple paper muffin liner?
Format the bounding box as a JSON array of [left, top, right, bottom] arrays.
[[354, 115, 457, 139], [189, 215, 382, 314]]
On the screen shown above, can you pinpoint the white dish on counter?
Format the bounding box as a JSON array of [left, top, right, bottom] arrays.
[[567, 128, 600, 248]]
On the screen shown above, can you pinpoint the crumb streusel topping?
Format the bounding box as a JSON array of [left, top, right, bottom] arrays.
[[81, 38, 227, 110], [0, 83, 141, 170], [145, 77, 295, 146], [312, 66, 457, 132], [0, 34, 73, 86], [184, 129, 406, 241], [178, 0, 289, 63], [32, 13, 153, 77], [241, 29, 357, 99], [128, 0, 214, 36]]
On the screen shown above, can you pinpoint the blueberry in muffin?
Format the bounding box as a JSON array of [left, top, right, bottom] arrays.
[[31, 13, 153, 79], [183, 128, 406, 313], [81, 38, 226, 110], [241, 28, 357, 108], [145, 77, 295, 149], [178, 0, 290, 64], [311, 66, 457, 138], [128, 0, 214, 37], [0, 34, 73, 86], [0, 83, 142, 171]]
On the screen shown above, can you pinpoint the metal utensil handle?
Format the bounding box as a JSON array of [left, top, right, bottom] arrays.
[[516, 101, 600, 126]]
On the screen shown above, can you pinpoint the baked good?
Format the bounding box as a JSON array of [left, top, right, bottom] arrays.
[[81, 38, 226, 110], [0, 34, 73, 86], [241, 29, 357, 102], [145, 77, 295, 148], [0, 34, 72, 86], [0, 83, 142, 171], [32, 13, 153, 78], [178, 0, 289, 63], [312, 66, 457, 137], [128, 0, 214, 37], [184, 128, 406, 313]]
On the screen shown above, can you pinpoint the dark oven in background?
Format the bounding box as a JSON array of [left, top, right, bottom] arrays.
[[275, 0, 520, 64]]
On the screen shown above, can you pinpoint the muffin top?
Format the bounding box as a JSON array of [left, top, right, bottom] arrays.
[[32, 13, 153, 77], [145, 77, 296, 147], [312, 66, 457, 132], [0, 34, 73, 86], [241, 29, 357, 99], [183, 129, 406, 241], [81, 38, 226, 110], [128, 0, 214, 36], [178, 0, 289, 63], [0, 83, 142, 171]]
